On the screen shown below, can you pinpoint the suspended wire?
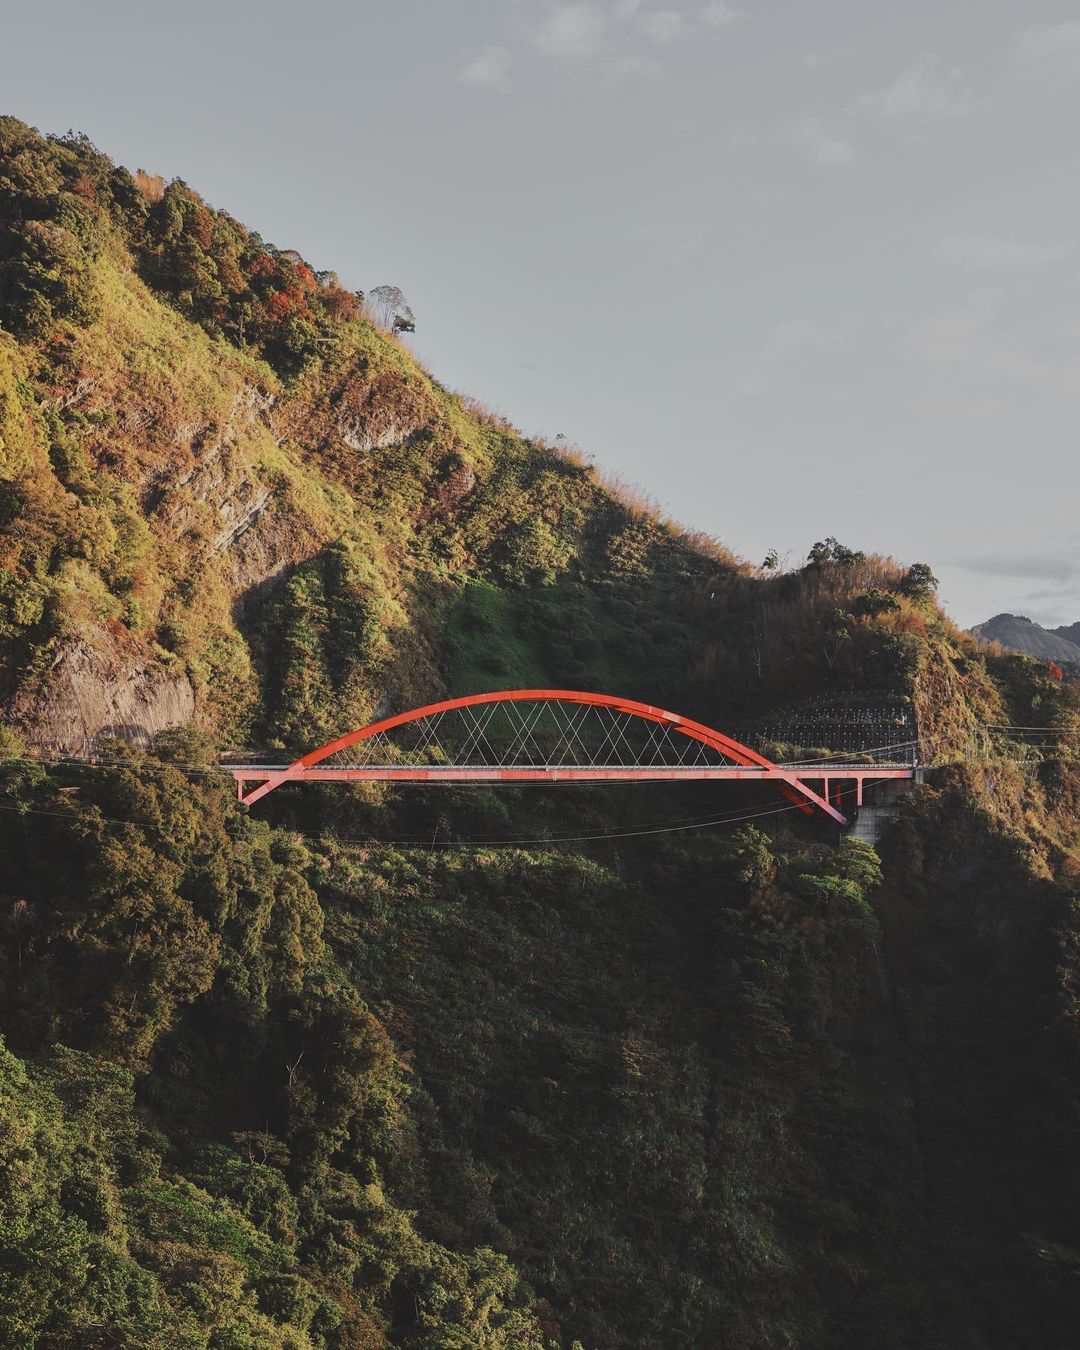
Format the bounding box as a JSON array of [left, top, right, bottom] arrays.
[[306, 795, 802, 844], [0, 787, 820, 849], [981, 724, 1079, 731], [330, 798, 818, 847], [774, 740, 919, 766], [3, 750, 230, 777], [327, 796, 820, 846]]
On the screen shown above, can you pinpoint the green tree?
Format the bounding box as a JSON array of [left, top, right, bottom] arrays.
[[899, 561, 939, 600]]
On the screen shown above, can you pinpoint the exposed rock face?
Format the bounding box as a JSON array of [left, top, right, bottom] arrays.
[[145, 382, 324, 601], [5, 377, 334, 751], [338, 418, 420, 454], [12, 629, 195, 754]]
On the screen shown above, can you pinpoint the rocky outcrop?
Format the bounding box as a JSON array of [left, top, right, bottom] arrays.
[[338, 417, 420, 454], [148, 383, 322, 595], [210, 482, 274, 556], [11, 629, 195, 754], [6, 376, 333, 751]]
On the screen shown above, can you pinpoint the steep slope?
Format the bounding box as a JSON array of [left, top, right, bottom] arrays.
[[2, 117, 1080, 1349], [0, 116, 1002, 764], [972, 613, 1080, 665], [1055, 620, 1080, 647]]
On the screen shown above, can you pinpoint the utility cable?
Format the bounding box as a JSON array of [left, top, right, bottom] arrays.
[[0, 791, 820, 849]]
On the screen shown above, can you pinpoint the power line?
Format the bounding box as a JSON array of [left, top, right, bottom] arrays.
[[4, 751, 228, 777], [0, 789, 817, 849], [325, 798, 815, 847], [774, 740, 918, 766]]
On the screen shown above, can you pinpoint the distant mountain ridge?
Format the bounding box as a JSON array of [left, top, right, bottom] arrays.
[[971, 612, 1080, 664], [1057, 620, 1080, 648]]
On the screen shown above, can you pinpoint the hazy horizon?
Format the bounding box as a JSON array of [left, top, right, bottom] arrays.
[[3, 0, 1078, 627]]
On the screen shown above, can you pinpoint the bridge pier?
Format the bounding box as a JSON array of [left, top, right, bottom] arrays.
[[845, 774, 920, 844]]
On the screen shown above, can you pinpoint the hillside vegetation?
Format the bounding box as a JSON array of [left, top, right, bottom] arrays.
[[2, 116, 1080, 1348]]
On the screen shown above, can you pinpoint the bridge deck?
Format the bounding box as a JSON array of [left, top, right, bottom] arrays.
[[227, 763, 917, 823], [229, 765, 917, 781]]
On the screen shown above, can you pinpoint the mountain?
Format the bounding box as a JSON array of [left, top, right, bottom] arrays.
[[2, 116, 1080, 1349], [1055, 620, 1080, 647], [971, 612, 1080, 663]]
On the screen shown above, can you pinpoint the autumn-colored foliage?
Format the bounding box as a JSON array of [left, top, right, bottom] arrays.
[[133, 168, 166, 202]]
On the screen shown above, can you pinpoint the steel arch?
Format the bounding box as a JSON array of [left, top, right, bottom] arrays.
[[232, 689, 847, 821]]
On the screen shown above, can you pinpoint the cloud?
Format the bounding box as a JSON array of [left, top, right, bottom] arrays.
[[533, 4, 608, 59], [733, 368, 772, 398], [629, 217, 710, 274], [757, 318, 841, 363], [934, 234, 1073, 272], [1017, 21, 1080, 79], [634, 9, 689, 43], [459, 44, 513, 91], [803, 42, 856, 69], [599, 53, 662, 84], [1022, 602, 1080, 628], [701, 2, 744, 27], [951, 551, 1080, 628], [856, 54, 967, 122], [898, 289, 1080, 393], [898, 289, 1002, 366], [789, 114, 855, 166], [632, 2, 745, 44], [1026, 586, 1080, 602], [952, 552, 1080, 584], [472, 0, 744, 88], [736, 318, 841, 396]]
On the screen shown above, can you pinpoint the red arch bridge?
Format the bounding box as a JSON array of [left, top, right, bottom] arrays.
[[227, 690, 917, 826]]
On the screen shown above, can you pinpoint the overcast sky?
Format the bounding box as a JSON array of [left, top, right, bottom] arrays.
[[4, 0, 1079, 626]]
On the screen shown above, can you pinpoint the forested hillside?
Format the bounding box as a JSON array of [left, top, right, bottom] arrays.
[[2, 117, 1080, 1348]]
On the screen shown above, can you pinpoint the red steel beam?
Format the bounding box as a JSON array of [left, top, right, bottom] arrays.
[[228, 688, 916, 823], [286, 689, 785, 775]]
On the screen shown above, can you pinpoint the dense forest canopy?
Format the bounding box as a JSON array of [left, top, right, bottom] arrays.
[[1, 117, 1080, 1348]]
